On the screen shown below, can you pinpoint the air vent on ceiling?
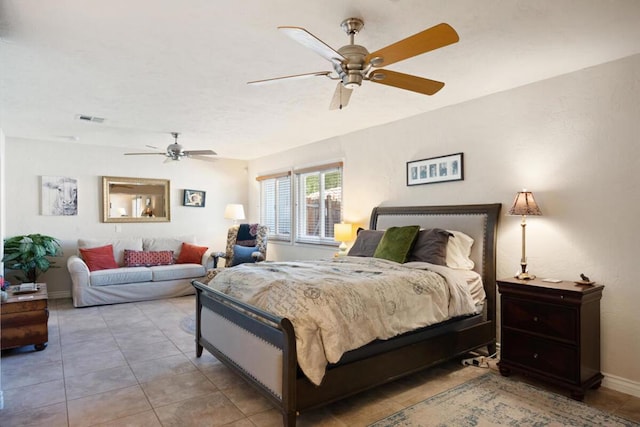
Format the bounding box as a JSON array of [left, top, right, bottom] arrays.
[[76, 114, 105, 123]]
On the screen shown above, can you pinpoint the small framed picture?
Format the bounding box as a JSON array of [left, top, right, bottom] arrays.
[[407, 153, 464, 186], [183, 189, 206, 207]]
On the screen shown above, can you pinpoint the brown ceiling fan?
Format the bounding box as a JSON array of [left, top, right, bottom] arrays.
[[124, 132, 217, 162], [248, 18, 459, 109]]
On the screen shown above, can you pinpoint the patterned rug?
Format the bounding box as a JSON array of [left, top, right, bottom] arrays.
[[370, 373, 637, 426]]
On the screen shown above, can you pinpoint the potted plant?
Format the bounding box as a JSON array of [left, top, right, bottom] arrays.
[[2, 234, 63, 283]]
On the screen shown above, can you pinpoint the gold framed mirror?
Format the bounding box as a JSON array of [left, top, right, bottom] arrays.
[[102, 176, 171, 223]]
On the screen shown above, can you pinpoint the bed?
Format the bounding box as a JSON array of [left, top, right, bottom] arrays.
[[192, 203, 501, 426]]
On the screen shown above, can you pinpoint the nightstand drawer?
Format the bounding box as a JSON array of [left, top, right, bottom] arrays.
[[502, 298, 577, 342], [502, 330, 578, 382]]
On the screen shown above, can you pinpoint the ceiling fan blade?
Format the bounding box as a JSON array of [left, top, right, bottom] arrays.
[[369, 69, 445, 95], [184, 150, 217, 156], [365, 23, 459, 68], [248, 71, 331, 85], [124, 152, 166, 156], [329, 82, 353, 110], [278, 26, 346, 63]]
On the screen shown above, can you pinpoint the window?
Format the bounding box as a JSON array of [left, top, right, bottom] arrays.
[[258, 162, 343, 245], [295, 163, 343, 245], [258, 172, 291, 241]]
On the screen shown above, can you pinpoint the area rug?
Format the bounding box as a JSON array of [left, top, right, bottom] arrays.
[[369, 373, 637, 426]]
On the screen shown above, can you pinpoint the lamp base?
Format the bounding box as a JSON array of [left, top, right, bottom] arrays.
[[337, 242, 348, 257], [515, 271, 536, 280]]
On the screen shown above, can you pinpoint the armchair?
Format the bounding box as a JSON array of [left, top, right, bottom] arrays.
[[212, 223, 268, 268]]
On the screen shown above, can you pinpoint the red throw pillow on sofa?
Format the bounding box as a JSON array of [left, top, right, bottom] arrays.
[[176, 242, 208, 264], [123, 250, 174, 267], [79, 245, 119, 271]]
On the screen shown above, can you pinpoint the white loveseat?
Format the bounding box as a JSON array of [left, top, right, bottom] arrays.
[[67, 236, 213, 307]]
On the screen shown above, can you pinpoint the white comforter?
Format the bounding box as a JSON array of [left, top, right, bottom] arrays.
[[207, 256, 478, 385]]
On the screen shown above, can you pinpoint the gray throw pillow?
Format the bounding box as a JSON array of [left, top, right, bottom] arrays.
[[408, 228, 452, 265], [348, 229, 384, 257]]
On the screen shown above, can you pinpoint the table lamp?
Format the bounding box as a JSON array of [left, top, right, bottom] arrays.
[[508, 190, 542, 280], [334, 223, 353, 257], [224, 204, 245, 225]]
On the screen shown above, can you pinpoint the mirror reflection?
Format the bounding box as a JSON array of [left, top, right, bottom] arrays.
[[102, 176, 171, 223]]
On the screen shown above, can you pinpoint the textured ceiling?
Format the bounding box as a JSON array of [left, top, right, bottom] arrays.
[[1, 0, 640, 160]]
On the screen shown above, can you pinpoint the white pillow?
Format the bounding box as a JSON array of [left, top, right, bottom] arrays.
[[446, 230, 475, 270]]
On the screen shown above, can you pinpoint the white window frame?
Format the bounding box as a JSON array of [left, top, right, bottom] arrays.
[[258, 162, 343, 246], [257, 171, 292, 242], [294, 162, 343, 245]]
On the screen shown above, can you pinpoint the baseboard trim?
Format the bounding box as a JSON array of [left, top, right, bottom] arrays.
[[603, 372, 640, 398]]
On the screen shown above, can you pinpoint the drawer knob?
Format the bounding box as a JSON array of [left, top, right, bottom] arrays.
[[533, 353, 539, 359], [533, 316, 538, 322]]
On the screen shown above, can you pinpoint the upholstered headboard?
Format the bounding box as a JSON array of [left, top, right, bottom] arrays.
[[370, 204, 501, 320]]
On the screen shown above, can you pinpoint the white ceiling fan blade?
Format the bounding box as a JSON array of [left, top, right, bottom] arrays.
[[248, 71, 332, 85], [184, 149, 217, 156], [124, 152, 166, 156], [278, 26, 345, 63], [329, 83, 353, 110]]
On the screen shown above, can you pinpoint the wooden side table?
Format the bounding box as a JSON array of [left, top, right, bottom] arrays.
[[497, 277, 603, 401], [1, 283, 49, 351]]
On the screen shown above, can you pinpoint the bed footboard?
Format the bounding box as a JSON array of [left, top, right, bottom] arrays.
[[193, 280, 298, 426]]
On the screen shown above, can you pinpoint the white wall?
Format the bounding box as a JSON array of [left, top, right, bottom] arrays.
[[248, 54, 640, 392], [1, 128, 6, 409], [4, 138, 249, 297]]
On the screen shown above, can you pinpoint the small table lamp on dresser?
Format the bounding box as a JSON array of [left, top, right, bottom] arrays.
[[508, 190, 542, 279]]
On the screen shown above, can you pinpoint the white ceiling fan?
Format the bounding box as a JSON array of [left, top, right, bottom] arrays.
[[249, 17, 460, 109], [125, 132, 217, 162]]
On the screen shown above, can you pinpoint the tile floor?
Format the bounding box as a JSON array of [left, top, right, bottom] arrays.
[[1, 295, 639, 426]]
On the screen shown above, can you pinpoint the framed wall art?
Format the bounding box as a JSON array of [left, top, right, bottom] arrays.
[[407, 152, 464, 186], [41, 176, 78, 215], [183, 189, 206, 207]]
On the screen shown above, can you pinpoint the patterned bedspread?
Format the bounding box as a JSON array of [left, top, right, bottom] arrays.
[[206, 256, 478, 385]]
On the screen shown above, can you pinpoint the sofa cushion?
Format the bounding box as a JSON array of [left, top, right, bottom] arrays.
[[79, 245, 119, 272], [176, 242, 208, 264], [150, 264, 206, 281], [124, 250, 174, 267], [89, 267, 153, 286], [143, 236, 196, 261], [78, 238, 143, 266]]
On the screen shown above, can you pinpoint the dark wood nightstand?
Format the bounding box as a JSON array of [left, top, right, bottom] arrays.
[[496, 277, 603, 401]]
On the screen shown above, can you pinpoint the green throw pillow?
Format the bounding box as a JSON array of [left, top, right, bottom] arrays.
[[373, 225, 421, 263]]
